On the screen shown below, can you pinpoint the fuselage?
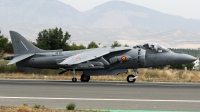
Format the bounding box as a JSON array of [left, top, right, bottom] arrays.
[[15, 46, 196, 71]]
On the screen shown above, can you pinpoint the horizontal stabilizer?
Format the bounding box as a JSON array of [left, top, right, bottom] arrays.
[[7, 54, 34, 65]]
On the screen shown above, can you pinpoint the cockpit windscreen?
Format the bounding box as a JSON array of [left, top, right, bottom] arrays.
[[142, 43, 169, 52]]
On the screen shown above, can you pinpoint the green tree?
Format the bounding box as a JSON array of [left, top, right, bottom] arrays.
[[70, 43, 86, 50], [169, 62, 195, 70], [0, 31, 9, 52], [87, 41, 99, 49], [152, 66, 165, 69], [4, 42, 13, 53], [170, 48, 200, 57], [78, 44, 86, 50], [184, 62, 195, 70], [103, 45, 107, 48], [124, 44, 129, 47], [35, 27, 70, 50], [169, 64, 184, 70], [70, 42, 78, 50], [111, 41, 121, 48]]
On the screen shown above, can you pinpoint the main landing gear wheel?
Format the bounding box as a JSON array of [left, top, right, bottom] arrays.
[[127, 75, 136, 83], [72, 78, 77, 82], [80, 75, 90, 82]]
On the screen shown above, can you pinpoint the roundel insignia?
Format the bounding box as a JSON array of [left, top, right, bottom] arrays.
[[121, 56, 126, 61], [76, 57, 81, 60]]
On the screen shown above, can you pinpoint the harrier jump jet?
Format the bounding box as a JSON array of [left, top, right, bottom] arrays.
[[3, 31, 196, 83]]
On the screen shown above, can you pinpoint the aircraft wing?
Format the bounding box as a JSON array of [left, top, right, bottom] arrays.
[[7, 54, 34, 65], [59, 47, 132, 66], [110, 47, 132, 52], [59, 49, 110, 65]]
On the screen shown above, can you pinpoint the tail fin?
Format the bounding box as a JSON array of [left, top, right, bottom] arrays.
[[10, 31, 43, 54]]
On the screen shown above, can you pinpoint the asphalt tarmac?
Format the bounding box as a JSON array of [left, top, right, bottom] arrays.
[[0, 79, 200, 111]]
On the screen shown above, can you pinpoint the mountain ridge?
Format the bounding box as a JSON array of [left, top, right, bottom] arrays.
[[82, 1, 200, 31], [1, 0, 200, 30], [1, 0, 200, 48]]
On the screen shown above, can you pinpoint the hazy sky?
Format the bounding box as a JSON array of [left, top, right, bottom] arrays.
[[58, 0, 200, 19]]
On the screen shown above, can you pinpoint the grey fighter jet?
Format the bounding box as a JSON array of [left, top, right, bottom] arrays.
[[3, 31, 197, 83]]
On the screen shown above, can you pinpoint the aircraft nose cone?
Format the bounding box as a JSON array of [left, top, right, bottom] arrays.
[[185, 55, 197, 62], [171, 53, 197, 64]]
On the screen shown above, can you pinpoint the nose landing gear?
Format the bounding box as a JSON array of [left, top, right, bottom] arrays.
[[127, 69, 139, 83]]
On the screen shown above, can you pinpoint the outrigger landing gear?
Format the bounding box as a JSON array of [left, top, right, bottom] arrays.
[[72, 69, 77, 82], [127, 69, 139, 83], [80, 74, 90, 82]]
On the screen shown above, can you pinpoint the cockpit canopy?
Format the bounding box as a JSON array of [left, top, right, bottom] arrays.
[[142, 43, 169, 52]]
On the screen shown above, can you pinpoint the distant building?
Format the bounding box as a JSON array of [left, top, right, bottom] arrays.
[[193, 58, 199, 70]]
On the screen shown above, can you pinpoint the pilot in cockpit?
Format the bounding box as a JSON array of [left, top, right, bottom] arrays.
[[142, 43, 169, 53]]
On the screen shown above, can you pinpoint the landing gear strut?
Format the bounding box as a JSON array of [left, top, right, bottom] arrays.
[[80, 74, 90, 82], [72, 69, 77, 82], [59, 69, 77, 82], [127, 69, 139, 83]]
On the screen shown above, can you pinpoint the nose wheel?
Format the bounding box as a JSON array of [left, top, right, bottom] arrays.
[[127, 75, 136, 83], [126, 69, 139, 83]]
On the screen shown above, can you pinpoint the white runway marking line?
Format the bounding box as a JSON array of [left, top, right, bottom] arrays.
[[0, 96, 200, 103]]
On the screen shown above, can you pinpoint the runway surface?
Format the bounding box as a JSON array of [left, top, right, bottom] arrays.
[[0, 79, 200, 111]]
